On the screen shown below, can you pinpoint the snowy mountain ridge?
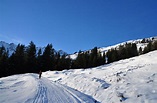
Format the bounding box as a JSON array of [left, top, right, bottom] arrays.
[[0, 36, 157, 57], [69, 36, 157, 59], [0, 41, 45, 56], [0, 41, 17, 55]]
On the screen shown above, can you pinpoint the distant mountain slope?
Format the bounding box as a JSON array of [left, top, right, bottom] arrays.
[[1, 36, 157, 57], [0, 41, 45, 56], [0, 41, 17, 56], [0, 41, 67, 57], [69, 36, 157, 59]]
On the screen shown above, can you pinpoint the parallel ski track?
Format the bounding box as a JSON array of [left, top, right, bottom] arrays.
[[32, 76, 88, 103]]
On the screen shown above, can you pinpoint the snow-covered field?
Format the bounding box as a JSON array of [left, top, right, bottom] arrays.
[[43, 50, 157, 103], [0, 74, 96, 103], [0, 50, 157, 103]]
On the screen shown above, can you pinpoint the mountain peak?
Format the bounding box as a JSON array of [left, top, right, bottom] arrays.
[[0, 41, 17, 55]]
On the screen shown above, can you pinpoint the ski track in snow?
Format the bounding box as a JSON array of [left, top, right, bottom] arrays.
[[0, 74, 97, 103], [32, 80, 48, 103]]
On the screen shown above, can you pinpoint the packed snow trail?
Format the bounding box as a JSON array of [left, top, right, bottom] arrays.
[[0, 74, 97, 103]]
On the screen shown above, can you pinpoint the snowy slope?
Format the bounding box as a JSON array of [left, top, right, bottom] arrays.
[[0, 74, 97, 103], [43, 50, 157, 103]]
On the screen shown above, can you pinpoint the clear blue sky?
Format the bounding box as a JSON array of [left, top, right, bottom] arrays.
[[0, 0, 157, 54]]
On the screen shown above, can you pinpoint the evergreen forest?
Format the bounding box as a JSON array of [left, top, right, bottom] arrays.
[[0, 39, 157, 77]]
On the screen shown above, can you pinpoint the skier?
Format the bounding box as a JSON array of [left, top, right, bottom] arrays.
[[39, 70, 42, 79]]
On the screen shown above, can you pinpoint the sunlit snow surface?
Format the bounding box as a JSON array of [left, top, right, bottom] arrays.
[[43, 50, 157, 103], [0, 74, 96, 103], [0, 49, 157, 103]]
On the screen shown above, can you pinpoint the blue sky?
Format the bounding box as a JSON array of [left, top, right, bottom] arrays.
[[0, 0, 157, 54]]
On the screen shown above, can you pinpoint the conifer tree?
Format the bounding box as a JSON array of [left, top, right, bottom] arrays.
[[84, 52, 90, 68], [58, 53, 71, 70], [14, 44, 26, 74], [26, 41, 37, 73], [143, 42, 152, 54], [54, 51, 61, 70], [91, 47, 98, 67], [118, 45, 126, 59], [36, 48, 43, 72], [152, 41, 157, 50], [0, 46, 9, 77], [41, 44, 54, 71], [139, 47, 143, 55], [106, 48, 119, 63], [131, 43, 138, 56]]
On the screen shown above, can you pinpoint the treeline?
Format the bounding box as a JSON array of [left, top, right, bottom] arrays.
[[0, 41, 71, 77], [141, 40, 157, 54], [106, 43, 138, 63], [71, 47, 106, 69], [71, 39, 157, 68], [0, 39, 157, 77]]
